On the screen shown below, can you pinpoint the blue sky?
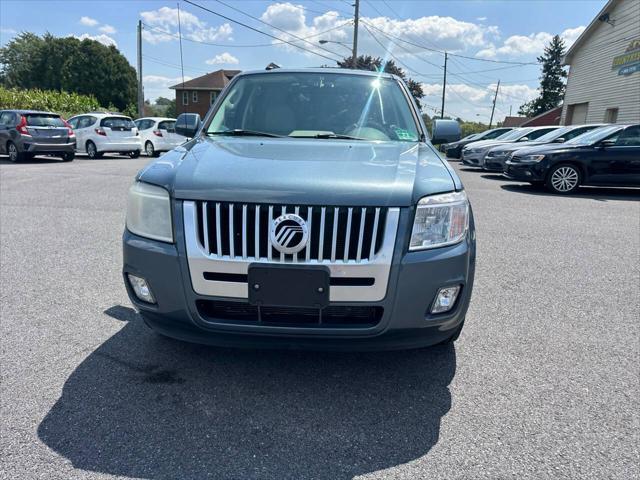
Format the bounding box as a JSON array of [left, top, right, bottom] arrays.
[[1, 0, 605, 122]]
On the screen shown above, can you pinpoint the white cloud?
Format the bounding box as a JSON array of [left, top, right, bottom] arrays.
[[143, 74, 194, 102], [140, 6, 233, 44], [99, 24, 117, 34], [205, 52, 239, 65], [74, 33, 117, 47], [476, 16, 487, 22], [420, 82, 538, 121], [259, 2, 499, 59], [1, 27, 17, 35], [476, 26, 586, 59], [79, 16, 99, 27]]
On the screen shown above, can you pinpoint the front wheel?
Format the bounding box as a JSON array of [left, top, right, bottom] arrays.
[[61, 152, 75, 162], [128, 150, 141, 159], [546, 164, 581, 194], [145, 141, 157, 157], [86, 141, 102, 159]]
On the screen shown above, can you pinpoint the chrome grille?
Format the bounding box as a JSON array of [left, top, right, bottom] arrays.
[[195, 202, 388, 263]]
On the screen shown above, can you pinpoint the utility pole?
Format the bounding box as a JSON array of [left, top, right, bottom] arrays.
[[489, 80, 500, 128], [352, 0, 359, 67], [177, 3, 186, 89], [136, 20, 144, 117], [440, 52, 447, 119]]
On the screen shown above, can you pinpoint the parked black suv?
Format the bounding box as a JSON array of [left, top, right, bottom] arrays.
[[0, 110, 76, 162], [504, 124, 640, 194]]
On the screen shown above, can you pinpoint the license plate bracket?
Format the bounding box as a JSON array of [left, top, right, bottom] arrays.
[[248, 264, 330, 308]]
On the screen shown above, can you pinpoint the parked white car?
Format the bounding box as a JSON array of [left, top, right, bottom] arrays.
[[67, 113, 141, 158], [135, 117, 186, 157]]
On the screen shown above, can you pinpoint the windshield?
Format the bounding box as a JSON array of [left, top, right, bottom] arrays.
[[534, 126, 573, 143], [25, 114, 65, 127], [565, 125, 623, 145], [496, 128, 532, 141], [207, 72, 421, 142]]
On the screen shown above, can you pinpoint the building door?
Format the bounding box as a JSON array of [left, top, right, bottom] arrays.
[[566, 102, 588, 124]]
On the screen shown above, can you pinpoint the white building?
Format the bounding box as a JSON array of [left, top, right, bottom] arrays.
[[561, 0, 640, 125]]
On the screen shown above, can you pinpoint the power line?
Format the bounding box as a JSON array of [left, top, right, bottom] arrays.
[[360, 20, 540, 66], [182, 0, 342, 62], [142, 21, 351, 48], [210, 0, 344, 60], [363, 0, 386, 17]]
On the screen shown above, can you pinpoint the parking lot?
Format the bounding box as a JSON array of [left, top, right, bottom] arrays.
[[1, 154, 638, 479]]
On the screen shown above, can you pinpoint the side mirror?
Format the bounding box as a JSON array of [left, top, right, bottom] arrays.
[[431, 119, 461, 145], [175, 113, 202, 138], [553, 137, 565, 143], [598, 139, 617, 148]]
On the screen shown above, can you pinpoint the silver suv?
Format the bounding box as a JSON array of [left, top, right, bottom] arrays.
[[122, 69, 476, 350]]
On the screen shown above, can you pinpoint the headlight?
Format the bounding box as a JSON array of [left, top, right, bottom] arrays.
[[520, 154, 545, 163], [126, 182, 173, 243], [410, 191, 469, 250]]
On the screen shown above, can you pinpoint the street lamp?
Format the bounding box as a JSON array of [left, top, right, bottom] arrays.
[[318, 39, 351, 51]]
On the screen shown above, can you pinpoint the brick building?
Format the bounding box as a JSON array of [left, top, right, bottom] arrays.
[[170, 69, 240, 118]]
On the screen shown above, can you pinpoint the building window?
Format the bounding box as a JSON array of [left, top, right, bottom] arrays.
[[182, 91, 188, 106], [192, 91, 198, 103], [604, 108, 619, 123], [210, 91, 218, 105]]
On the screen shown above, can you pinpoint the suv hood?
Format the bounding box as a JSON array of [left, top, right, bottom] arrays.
[[464, 139, 515, 150], [138, 137, 458, 207]]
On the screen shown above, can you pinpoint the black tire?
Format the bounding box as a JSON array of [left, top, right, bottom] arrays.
[[128, 150, 141, 159], [7, 141, 25, 163], [145, 141, 158, 157], [436, 319, 465, 345], [61, 152, 75, 162], [86, 141, 102, 159], [546, 163, 581, 194]]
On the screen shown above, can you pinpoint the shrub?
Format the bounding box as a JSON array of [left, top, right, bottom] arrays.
[[0, 86, 102, 118]]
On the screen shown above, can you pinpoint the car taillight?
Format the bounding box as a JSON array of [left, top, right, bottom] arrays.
[[62, 119, 75, 138], [95, 128, 107, 136], [16, 116, 30, 135], [153, 130, 163, 137]]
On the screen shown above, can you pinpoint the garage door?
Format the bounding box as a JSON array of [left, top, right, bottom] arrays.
[[567, 102, 589, 124]]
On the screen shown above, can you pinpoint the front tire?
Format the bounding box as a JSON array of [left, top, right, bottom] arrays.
[[546, 163, 581, 194], [145, 141, 158, 157], [128, 150, 141, 159], [86, 141, 102, 159], [61, 152, 75, 162]]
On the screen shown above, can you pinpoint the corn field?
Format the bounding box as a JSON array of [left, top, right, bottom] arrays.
[[0, 87, 103, 119]]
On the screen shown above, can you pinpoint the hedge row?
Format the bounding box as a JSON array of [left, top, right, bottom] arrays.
[[0, 86, 102, 118]]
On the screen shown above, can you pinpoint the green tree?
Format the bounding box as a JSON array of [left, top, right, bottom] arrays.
[[518, 35, 567, 117], [0, 32, 137, 111], [337, 55, 425, 109]]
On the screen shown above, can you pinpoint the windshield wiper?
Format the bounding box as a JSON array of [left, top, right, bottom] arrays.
[[207, 129, 283, 138], [292, 133, 364, 140]]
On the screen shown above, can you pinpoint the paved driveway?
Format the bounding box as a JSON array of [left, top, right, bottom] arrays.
[[1, 156, 638, 479]]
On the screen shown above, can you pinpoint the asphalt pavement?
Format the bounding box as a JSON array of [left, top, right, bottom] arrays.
[[1, 154, 638, 479]]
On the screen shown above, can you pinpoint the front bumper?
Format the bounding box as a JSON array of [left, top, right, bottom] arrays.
[[461, 151, 484, 166], [483, 155, 508, 172], [504, 161, 546, 182], [122, 206, 476, 351]]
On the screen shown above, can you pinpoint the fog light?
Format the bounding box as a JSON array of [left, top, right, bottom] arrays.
[[431, 285, 461, 314], [128, 274, 156, 304]]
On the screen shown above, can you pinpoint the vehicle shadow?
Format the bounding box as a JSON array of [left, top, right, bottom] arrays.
[[480, 174, 505, 181], [0, 155, 63, 165], [500, 183, 640, 202], [38, 314, 456, 479]]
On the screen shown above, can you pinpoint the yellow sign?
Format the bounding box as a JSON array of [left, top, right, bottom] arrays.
[[612, 39, 640, 76]]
